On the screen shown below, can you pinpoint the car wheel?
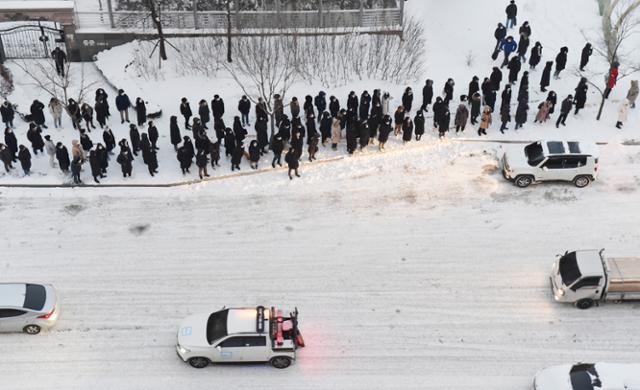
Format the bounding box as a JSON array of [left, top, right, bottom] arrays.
[[23, 325, 41, 334], [573, 175, 590, 188], [270, 356, 292, 369], [576, 299, 594, 310], [188, 357, 210, 369], [515, 175, 533, 188]]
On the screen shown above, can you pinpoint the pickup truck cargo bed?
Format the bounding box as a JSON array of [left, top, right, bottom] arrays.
[[607, 258, 640, 293]]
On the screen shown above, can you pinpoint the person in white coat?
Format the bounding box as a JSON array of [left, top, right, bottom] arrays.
[[381, 92, 393, 116], [616, 101, 629, 129], [44, 135, 56, 167]]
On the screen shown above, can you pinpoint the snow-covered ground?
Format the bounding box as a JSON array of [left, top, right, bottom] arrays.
[[2, 0, 640, 389]]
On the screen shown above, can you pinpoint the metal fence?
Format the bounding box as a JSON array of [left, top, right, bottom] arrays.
[[75, 3, 403, 31], [0, 23, 65, 62]]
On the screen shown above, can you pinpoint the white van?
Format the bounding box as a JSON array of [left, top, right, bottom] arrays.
[[502, 141, 599, 188]]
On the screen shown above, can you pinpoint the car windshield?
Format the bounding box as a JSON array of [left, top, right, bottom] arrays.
[[206, 309, 228, 345], [23, 284, 46, 311], [559, 252, 582, 286], [570, 363, 599, 390], [524, 142, 545, 166]]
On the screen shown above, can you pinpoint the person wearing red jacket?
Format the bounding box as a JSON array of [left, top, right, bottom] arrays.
[[604, 62, 620, 99]]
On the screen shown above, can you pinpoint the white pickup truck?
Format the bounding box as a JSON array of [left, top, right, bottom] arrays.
[[550, 249, 640, 309], [176, 306, 305, 369]]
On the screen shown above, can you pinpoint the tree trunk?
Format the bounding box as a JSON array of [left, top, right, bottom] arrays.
[[226, 1, 232, 63], [596, 93, 606, 120], [146, 0, 167, 61]]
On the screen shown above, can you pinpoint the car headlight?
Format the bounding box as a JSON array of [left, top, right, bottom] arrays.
[[177, 344, 190, 354], [557, 288, 565, 296]]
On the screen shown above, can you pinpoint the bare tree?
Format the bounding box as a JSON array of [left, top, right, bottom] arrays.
[[13, 60, 96, 128], [581, 0, 640, 119], [222, 35, 298, 135], [0, 64, 14, 99]]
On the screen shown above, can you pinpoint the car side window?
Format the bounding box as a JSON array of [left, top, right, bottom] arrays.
[[571, 277, 601, 290], [243, 336, 267, 347], [542, 157, 563, 169], [218, 337, 244, 348], [0, 309, 26, 318], [564, 157, 587, 168]]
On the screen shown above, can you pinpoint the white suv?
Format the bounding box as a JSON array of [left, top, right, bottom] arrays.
[[502, 140, 599, 188], [0, 283, 59, 334], [176, 306, 305, 369]]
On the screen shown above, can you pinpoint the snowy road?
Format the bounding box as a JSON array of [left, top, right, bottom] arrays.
[[1, 142, 640, 390]]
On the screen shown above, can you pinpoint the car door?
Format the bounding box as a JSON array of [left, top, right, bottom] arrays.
[[570, 276, 603, 301], [537, 157, 563, 181], [0, 309, 28, 332], [561, 156, 587, 181], [240, 335, 270, 362], [213, 336, 246, 362]]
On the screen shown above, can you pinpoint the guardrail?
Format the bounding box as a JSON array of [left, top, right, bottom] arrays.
[[75, 7, 403, 31]]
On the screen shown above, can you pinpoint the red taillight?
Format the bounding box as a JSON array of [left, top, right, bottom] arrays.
[[37, 307, 55, 319]]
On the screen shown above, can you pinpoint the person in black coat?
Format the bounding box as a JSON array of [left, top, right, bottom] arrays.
[[368, 106, 381, 142], [95, 88, 110, 118], [254, 116, 269, 153], [329, 96, 340, 118], [554, 47, 569, 79], [500, 100, 511, 133], [233, 117, 247, 146], [81, 103, 96, 130], [580, 43, 593, 71], [556, 95, 573, 128], [147, 120, 159, 150], [422, 79, 434, 111], [540, 61, 553, 92], [314, 92, 327, 122], [285, 148, 300, 180], [95, 96, 108, 128], [529, 41, 542, 70], [401, 117, 413, 143], [402, 87, 414, 113], [1, 101, 15, 128], [319, 111, 332, 146], [443, 79, 455, 106], [103, 127, 116, 154], [277, 115, 291, 142], [307, 134, 319, 161], [303, 95, 314, 119], [485, 90, 497, 112], [196, 99, 210, 129], [115, 89, 131, 124], [169, 115, 181, 151], [481, 77, 492, 105], [517, 34, 529, 62], [507, 56, 522, 84], [306, 114, 318, 145], [195, 149, 209, 179], [437, 109, 450, 139], [291, 126, 304, 158], [71, 156, 83, 184], [211, 95, 225, 121], [546, 91, 558, 114], [26, 123, 45, 155], [271, 134, 284, 168], [209, 140, 221, 169], [346, 91, 358, 114], [431, 97, 445, 129], [238, 95, 251, 126], [180, 97, 192, 129], [494, 23, 507, 49], [505, 0, 517, 28], [141, 133, 158, 176], [377, 115, 392, 150], [79, 129, 93, 157], [0, 143, 12, 172], [358, 120, 370, 150], [30, 100, 47, 128], [414, 110, 425, 141], [223, 128, 235, 157], [89, 149, 102, 183], [501, 85, 512, 108], [55, 142, 70, 172], [490, 67, 503, 91], [129, 124, 141, 156], [96, 143, 108, 175], [4, 127, 17, 162], [116, 149, 133, 177], [248, 140, 261, 169], [67, 98, 81, 129], [515, 98, 529, 129], [176, 144, 192, 174], [519, 21, 531, 38], [51, 47, 67, 76], [574, 77, 589, 115], [18, 145, 31, 175], [231, 144, 244, 171], [470, 92, 482, 125], [468, 76, 480, 102], [359, 90, 371, 120], [135, 98, 147, 127], [518, 71, 529, 103]]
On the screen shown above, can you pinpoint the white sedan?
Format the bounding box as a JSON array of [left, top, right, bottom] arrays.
[[0, 283, 59, 334], [534, 362, 640, 390]]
